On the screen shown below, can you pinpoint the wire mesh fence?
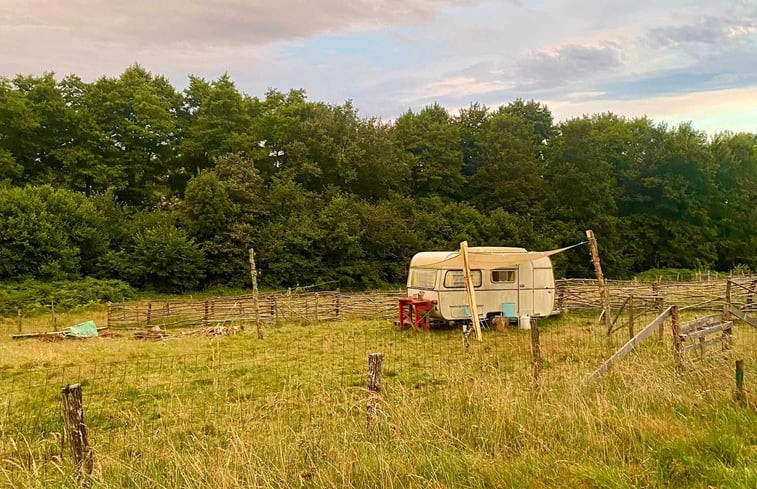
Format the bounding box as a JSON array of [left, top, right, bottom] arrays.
[[2, 277, 755, 485]]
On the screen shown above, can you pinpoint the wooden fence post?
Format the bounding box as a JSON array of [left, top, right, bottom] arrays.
[[17, 308, 22, 334], [106, 302, 112, 329], [60, 384, 93, 485], [628, 295, 634, 339], [334, 289, 341, 320], [585, 230, 611, 332], [367, 352, 384, 427], [203, 300, 209, 323], [735, 359, 745, 405], [146, 302, 152, 326], [725, 280, 732, 305], [654, 286, 664, 341], [314, 292, 320, 323], [530, 317, 542, 388], [671, 305, 683, 373], [51, 301, 57, 330], [269, 295, 276, 323]]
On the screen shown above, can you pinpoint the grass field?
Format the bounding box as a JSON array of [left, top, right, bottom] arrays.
[[1, 306, 755, 488]]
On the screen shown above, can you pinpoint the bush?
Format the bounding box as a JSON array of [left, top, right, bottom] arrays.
[[0, 185, 109, 279], [111, 226, 205, 293], [0, 277, 135, 316]]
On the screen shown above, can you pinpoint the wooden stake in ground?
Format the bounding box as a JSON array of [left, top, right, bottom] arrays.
[[249, 248, 263, 339], [17, 308, 22, 333], [735, 359, 745, 405], [460, 241, 483, 342], [367, 352, 384, 427], [530, 317, 541, 388], [670, 305, 683, 374], [585, 230, 611, 333], [51, 301, 57, 330], [60, 383, 93, 485]]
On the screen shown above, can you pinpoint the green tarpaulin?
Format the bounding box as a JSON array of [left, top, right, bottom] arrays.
[[65, 320, 99, 338]]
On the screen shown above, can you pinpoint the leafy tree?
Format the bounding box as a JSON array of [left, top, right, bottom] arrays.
[[0, 185, 109, 279], [112, 226, 204, 292], [394, 104, 464, 199]]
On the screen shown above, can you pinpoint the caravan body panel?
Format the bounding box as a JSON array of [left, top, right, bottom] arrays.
[[406, 247, 556, 321]]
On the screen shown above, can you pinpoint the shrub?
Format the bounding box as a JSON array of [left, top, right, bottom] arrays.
[[0, 277, 135, 316], [112, 226, 205, 292]]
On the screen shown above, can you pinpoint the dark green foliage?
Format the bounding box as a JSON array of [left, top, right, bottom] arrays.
[[0, 277, 135, 315], [108, 226, 205, 292], [0, 67, 754, 295], [0, 185, 109, 279]]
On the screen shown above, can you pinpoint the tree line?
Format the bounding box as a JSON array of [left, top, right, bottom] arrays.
[[1, 65, 754, 292]]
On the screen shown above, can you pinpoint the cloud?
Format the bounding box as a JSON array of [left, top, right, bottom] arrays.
[[645, 5, 756, 52], [0, 0, 476, 47], [515, 43, 623, 89], [541, 85, 757, 133], [410, 76, 511, 100]]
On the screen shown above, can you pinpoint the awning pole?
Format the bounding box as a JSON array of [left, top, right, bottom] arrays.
[[460, 241, 483, 341]]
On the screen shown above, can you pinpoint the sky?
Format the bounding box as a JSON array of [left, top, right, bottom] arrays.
[[1, 0, 756, 132]]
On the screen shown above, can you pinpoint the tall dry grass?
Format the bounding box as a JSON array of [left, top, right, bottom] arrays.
[[1, 310, 755, 488]]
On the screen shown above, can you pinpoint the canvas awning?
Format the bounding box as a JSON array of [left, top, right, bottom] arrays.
[[414, 242, 584, 270]]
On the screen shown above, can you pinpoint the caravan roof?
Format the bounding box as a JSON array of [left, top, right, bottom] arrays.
[[409, 247, 528, 269]]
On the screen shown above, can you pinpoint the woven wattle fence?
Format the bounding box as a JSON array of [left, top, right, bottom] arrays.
[[107, 289, 406, 329], [107, 276, 757, 329]]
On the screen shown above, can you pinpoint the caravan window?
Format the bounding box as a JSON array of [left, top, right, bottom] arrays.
[[443, 270, 482, 288], [409, 269, 437, 289], [492, 269, 516, 283]]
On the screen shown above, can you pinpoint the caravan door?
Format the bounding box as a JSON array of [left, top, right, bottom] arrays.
[[518, 262, 533, 316]]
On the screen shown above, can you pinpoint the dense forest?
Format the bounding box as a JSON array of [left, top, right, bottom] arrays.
[[1, 65, 755, 293]]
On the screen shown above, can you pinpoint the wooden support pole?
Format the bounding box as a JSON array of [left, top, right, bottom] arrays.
[[725, 280, 732, 305], [51, 301, 57, 330], [203, 300, 209, 323], [17, 308, 22, 334], [60, 384, 93, 485], [530, 317, 541, 388], [334, 288, 341, 320], [722, 303, 732, 350], [628, 295, 635, 340], [585, 230, 611, 332], [314, 292, 320, 323], [249, 249, 262, 337], [269, 296, 276, 323], [146, 302, 152, 326], [106, 302, 112, 329], [367, 352, 384, 427], [671, 305, 683, 373], [654, 285, 664, 341], [735, 359, 745, 405]]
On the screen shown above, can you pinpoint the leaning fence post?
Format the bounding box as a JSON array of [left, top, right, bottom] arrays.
[[530, 317, 542, 388], [735, 359, 745, 405], [60, 383, 93, 485], [367, 352, 384, 427], [627, 295, 635, 339], [671, 305, 683, 374]]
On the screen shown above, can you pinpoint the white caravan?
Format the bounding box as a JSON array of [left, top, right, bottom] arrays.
[[406, 246, 561, 322]]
